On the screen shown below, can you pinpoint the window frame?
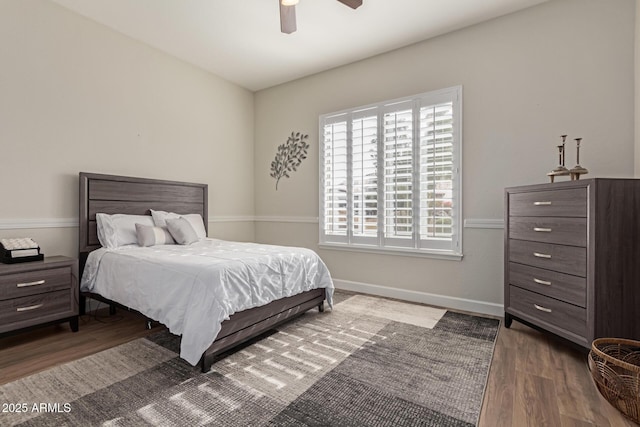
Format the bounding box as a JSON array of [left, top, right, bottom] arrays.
[[319, 86, 463, 260]]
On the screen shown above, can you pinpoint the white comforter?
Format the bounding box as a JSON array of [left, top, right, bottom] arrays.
[[80, 239, 334, 365]]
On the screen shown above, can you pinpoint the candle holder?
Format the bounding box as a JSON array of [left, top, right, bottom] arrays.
[[547, 135, 570, 183], [569, 138, 588, 180]]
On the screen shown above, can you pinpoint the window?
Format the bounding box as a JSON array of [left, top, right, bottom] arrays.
[[319, 86, 462, 258]]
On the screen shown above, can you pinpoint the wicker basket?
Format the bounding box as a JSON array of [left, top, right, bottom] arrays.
[[588, 338, 640, 424]]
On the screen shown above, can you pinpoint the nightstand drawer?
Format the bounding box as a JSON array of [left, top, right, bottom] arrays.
[[0, 290, 74, 332], [509, 217, 586, 247], [509, 262, 586, 307], [509, 188, 587, 217], [0, 267, 72, 300], [509, 286, 586, 338], [509, 239, 586, 277]]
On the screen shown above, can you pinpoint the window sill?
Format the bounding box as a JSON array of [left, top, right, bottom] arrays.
[[317, 242, 463, 261]]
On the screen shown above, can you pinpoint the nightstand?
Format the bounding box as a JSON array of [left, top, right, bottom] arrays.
[[0, 256, 79, 335]]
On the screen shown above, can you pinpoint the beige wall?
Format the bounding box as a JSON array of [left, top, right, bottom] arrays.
[[0, 0, 635, 316], [254, 0, 635, 314], [0, 0, 255, 257]]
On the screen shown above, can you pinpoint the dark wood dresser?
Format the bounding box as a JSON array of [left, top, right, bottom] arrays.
[[504, 179, 640, 348], [0, 256, 78, 335]]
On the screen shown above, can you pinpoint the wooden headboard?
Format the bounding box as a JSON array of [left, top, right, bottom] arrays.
[[79, 172, 208, 269]]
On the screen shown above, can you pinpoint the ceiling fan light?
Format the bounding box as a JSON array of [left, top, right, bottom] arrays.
[[281, 0, 299, 5]]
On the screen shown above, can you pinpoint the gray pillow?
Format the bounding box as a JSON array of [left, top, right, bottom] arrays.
[[166, 217, 199, 245], [151, 210, 207, 239], [135, 223, 175, 247]]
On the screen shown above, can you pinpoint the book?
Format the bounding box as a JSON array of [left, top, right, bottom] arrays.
[[0, 238, 43, 263], [8, 248, 40, 257]]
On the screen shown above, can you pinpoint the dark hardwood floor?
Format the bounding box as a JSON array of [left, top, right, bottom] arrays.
[[0, 298, 635, 426], [0, 308, 157, 386], [479, 320, 637, 427]]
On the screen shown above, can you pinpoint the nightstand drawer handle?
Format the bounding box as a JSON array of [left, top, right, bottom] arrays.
[[534, 304, 552, 313], [533, 278, 552, 286], [533, 227, 552, 233], [16, 280, 46, 288], [533, 252, 552, 259], [16, 304, 44, 312], [534, 201, 552, 206]]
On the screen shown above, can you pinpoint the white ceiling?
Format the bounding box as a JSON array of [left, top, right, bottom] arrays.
[[50, 0, 548, 91]]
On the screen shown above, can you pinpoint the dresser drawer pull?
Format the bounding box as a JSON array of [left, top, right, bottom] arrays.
[[16, 279, 46, 288], [533, 201, 552, 206], [16, 303, 44, 312], [533, 252, 552, 259], [533, 278, 552, 286], [533, 227, 552, 233], [534, 304, 552, 313]]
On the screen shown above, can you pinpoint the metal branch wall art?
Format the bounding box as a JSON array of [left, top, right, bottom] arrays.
[[270, 132, 309, 190]]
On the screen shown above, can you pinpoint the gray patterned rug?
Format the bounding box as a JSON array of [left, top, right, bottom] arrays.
[[1, 294, 499, 426]]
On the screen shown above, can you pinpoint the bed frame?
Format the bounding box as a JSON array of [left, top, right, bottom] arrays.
[[79, 172, 326, 372]]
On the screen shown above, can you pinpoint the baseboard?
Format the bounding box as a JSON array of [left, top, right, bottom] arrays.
[[333, 279, 504, 317]]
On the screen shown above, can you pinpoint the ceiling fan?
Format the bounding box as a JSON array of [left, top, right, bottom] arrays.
[[279, 0, 363, 34]]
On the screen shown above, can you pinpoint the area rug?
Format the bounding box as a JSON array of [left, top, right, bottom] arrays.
[[0, 294, 499, 426]]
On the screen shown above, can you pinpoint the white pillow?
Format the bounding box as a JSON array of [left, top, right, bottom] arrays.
[[96, 213, 155, 248], [183, 214, 207, 239], [151, 210, 207, 239]]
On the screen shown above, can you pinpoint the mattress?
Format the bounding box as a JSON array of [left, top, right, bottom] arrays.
[[80, 239, 334, 365]]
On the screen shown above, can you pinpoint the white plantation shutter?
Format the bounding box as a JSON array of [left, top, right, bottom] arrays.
[[419, 101, 455, 249], [322, 118, 348, 240], [383, 103, 414, 247], [351, 111, 378, 243], [320, 86, 461, 256]]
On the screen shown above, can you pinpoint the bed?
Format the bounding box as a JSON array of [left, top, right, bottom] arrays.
[[78, 172, 333, 372]]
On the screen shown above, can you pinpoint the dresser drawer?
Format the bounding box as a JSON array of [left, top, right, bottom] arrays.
[[509, 217, 586, 247], [0, 267, 72, 301], [0, 290, 74, 332], [509, 239, 586, 277], [509, 286, 586, 338], [509, 188, 587, 217], [509, 262, 586, 307]]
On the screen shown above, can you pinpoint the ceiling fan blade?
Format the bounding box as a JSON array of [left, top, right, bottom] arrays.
[[337, 0, 363, 9], [279, 1, 297, 34]]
